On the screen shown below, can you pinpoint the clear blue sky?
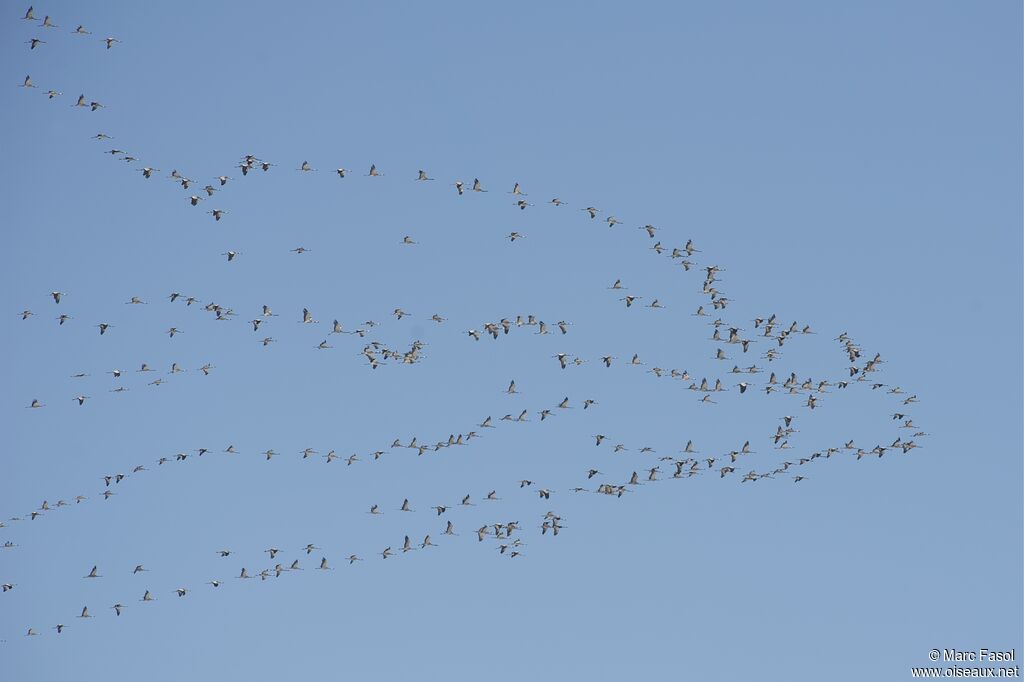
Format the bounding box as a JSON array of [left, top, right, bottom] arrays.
[[1, 1, 1021, 679]]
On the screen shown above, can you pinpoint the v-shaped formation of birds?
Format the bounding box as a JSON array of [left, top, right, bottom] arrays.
[[7, 5, 928, 641]]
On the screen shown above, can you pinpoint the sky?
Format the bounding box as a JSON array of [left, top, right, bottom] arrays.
[[1, 1, 1021, 680]]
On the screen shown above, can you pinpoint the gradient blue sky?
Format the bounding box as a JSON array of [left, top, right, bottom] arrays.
[[1, 2, 1021, 680]]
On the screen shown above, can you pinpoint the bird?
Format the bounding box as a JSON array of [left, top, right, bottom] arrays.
[[103, 37, 121, 49]]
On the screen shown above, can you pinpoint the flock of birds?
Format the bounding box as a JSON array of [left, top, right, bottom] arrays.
[[6, 6, 927, 642]]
